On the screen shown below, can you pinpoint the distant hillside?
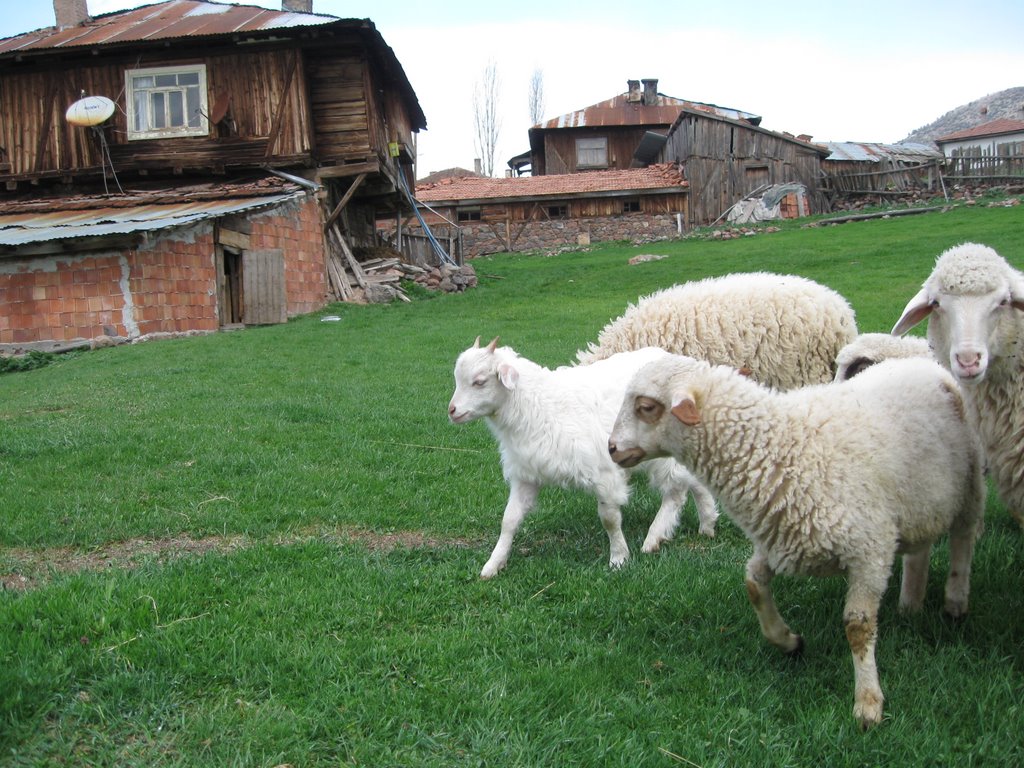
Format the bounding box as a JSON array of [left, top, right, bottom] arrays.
[[901, 87, 1024, 145]]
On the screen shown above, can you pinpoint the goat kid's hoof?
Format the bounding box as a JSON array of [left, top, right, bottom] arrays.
[[854, 697, 884, 731], [784, 635, 805, 659]]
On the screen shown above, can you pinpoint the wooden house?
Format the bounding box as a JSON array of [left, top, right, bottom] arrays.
[[935, 119, 1024, 184], [0, 0, 425, 352], [409, 164, 688, 258], [526, 78, 761, 176]]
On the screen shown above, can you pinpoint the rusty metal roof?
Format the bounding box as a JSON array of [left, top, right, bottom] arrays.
[[0, 1, 338, 54], [0, 176, 305, 247], [825, 141, 943, 163], [0, 1, 426, 130], [536, 93, 762, 130], [415, 164, 687, 205]]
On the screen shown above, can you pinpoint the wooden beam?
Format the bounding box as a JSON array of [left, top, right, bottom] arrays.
[[328, 225, 367, 289], [323, 173, 366, 231], [316, 159, 380, 179]]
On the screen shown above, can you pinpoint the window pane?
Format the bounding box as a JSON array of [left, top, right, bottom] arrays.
[[133, 91, 149, 132], [152, 92, 166, 128], [169, 90, 184, 127], [178, 71, 200, 85], [155, 74, 177, 87], [186, 86, 201, 128], [133, 75, 154, 89]]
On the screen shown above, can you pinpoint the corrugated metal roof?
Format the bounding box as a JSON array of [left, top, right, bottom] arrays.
[[0, 180, 304, 246], [416, 164, 686, 204], [0, 0, 338, 54], [537, 93, 762, 131], [825, 141, 943, 163]]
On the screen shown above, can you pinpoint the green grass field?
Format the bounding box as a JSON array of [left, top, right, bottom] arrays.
[[2, 201, 1024, 765]]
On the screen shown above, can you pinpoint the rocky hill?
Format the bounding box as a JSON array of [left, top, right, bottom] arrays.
[[901, 86, 1024, 144]]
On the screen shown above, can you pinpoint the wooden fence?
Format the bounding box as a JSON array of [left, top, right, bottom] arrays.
[[823, 155, 1024, 199], [943, 154, 1024, 183]]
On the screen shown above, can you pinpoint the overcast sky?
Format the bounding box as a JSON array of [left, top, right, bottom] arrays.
[[3, 0, 1024, 178]]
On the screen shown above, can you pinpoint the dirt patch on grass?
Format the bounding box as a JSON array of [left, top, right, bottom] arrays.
[[1, 527, 478, 593]]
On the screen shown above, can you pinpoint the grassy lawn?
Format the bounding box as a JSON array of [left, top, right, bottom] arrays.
[[2, 201, 1024, 765]]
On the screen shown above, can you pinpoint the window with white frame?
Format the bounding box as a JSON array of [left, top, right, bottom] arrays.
[[127, 65, 208, 140], [576, 136, 608, 168]]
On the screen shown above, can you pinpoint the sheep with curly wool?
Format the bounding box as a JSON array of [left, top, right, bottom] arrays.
[[608, 354, 984, 729], [892, 242, 1024, 524], [576, 272, 858, 388], [448, 337, 718, 578], [833, 333, 933, 381]]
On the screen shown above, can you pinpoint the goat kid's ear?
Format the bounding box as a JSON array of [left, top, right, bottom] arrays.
[[472, 335, 481, 348], [891, 288, 933, 336], [486, 336, 500, 353], [670, 393, 701, 425], [497, 362, 519, 390]]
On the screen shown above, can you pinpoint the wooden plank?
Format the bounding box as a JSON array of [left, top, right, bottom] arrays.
[[218, 228, 251, 250], [328, 226, 367, 289], [325, 247, 352, 301], [323, 172, 366, 231], [264, 50, 299, 160]]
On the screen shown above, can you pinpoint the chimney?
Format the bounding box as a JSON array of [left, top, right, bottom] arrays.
[[641, 78, 659, 106], [282, 0, 313, 11], [627, 80, 642, 103], [53, 0, 89, 29]]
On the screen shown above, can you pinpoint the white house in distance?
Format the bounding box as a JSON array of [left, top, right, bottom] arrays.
[[935, 118, 1024, 157]]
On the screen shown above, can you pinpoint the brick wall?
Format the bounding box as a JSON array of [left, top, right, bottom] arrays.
[[249, 197, 328, 316], [0, 195, 330, 352]]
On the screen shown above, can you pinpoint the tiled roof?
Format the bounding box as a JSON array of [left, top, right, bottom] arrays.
[[935, 118, 1024, 143], [416, 164, 686, 203]]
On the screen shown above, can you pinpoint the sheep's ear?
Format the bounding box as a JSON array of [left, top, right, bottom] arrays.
[[891, 288, 932, 336], [497, 362, 519, 390], [486, 336, 500, 352], [472, 336, 481, 348], [670, 394, 700, 426]]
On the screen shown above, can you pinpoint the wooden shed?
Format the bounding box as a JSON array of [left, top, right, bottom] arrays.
[[659, 107, 830, 228], [0, 0, 426, 351]]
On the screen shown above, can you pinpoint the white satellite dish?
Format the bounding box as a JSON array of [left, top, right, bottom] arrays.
[[65, 95, 116, 127]]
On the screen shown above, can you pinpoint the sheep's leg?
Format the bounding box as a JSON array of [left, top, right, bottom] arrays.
[[943, 524, 978, 618], [481, 481, 539, 579], [744, 552, 803, 655], [898, 546, 931, 613], [597, 498, 630, 569], [844, 570, 888, 730]]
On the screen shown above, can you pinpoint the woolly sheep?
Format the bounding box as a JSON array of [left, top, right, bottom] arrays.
[[448, 337, 718, 579], [608, 354, 984, 729], [833, 333, 933, 381], [576, 272, 858, 389], [892, 242, 1024, 524]]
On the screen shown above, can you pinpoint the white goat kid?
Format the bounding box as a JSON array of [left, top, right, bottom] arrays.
[[449, 337, 717, 578]]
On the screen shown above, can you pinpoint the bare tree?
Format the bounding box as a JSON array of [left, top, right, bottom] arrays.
[[528, 67, 545, 126], [473, 60, 501, 177]]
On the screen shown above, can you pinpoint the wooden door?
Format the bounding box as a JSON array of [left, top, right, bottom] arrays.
[[242, 248, 286, 325]]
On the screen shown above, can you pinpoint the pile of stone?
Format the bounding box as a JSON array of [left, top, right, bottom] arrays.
[[413, 263, 478, 293]]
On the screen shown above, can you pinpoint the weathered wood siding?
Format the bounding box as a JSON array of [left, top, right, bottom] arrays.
[[536, 127, 658, 175], [663, 113, 825, 227], [306, 52, 371, 159]]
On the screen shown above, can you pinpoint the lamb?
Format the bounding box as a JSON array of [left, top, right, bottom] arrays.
[[892, 242, 1024, 525], [833, 333, 933, 381], [448, 337, 718, 579], [608, 354, 984, 729], [576, 272, 858, 389]]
